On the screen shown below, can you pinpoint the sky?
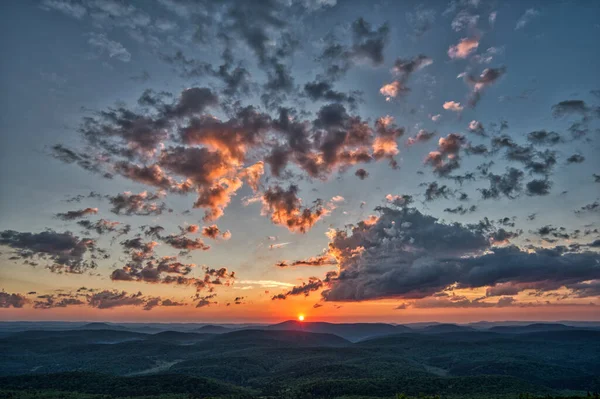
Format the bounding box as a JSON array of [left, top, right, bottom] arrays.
[[0, 0, 599, 324]]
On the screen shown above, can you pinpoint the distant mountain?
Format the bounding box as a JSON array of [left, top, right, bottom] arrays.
[[265, 320, 410, 341], [195, 325, 232, 333], [207, 329, 350, 347], [79, 322, 129, 331], [421, 323, 476, 333], [489, 323, 578, 334]]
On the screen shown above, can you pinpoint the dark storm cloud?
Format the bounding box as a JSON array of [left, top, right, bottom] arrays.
[[55, 207, 99, 220], [0, 230, 98, 273], [319, 206, 600, 302], [0, 292, 28, 308]]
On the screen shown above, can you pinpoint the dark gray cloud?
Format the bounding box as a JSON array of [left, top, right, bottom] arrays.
[[108, 191, 166, 216], [479, 167, 524, 200], [464, 67, 506, 107], [355, 168, 369, 180], [272, 277, 323, 300], [526, 179, 552, 196], [0, 292, 28, 308], [566, 154, 585, 164], [0, 230, 98, 273], [527, 130, 561, 146], [55, 207, 99, 221], [320, 206, 600, 302]]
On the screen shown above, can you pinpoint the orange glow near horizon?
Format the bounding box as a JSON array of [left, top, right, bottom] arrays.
[[298, 314, 305, 321]]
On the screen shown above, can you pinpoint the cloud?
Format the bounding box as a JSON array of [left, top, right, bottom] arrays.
[[575, 201, 599, 215], [424, 133, 466, 176], [261, 184, 329, 233], [55, 207, 99, 221], [318, 17, 390, 79], [444, 205, 477, 215], [406, 129, 436, 146], [77, 219, 129, 236], [34, 294, 85, 309], [406, 5, 436, 37], [163, 235, 210, 251], [277, 255, 336, 267], [320, 205, 600, 302], [380, 54, 432, 100], [527, 130, 561, 146], [195, 294, 217, 308], [271, 277, 324, 299], [0, 292, 28, 308], [525, 179, 552, 196], [515, 8, 539, 30], [108, 191, 166, 216], [551, 100, 596, 118], [566, 154, 585, 164], [88, 33, 131, 62], [201, 225, 232, 240], [0, 230, 98, 273], [304, 81, 359, 106], [480, 167, 524, 200], [451, 10, 479, 31], [349, 18, 390, 66], [464, 67, 506, 106], [448, 37, 479, 59], [380, 81, 405, 101], [40, 0, 87, 18], [355, 168, 369, 180], [443, 101, 463, 112], [87, 290, 145, 309], [468, 120, 485, 135]]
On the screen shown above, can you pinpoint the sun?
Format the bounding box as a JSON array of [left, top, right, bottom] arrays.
[[298, 314, 305, 321]]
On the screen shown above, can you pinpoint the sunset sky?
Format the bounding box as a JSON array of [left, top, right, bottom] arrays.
[[1, 0, 599, 323]]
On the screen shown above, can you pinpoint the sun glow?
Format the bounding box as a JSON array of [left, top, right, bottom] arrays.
[[298, 314, 305, 321]]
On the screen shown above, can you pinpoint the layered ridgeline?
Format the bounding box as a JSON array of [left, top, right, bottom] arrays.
[[1, 321, 599, 398]]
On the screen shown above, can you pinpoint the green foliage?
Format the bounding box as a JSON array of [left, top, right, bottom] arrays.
[[0, 328, 599, 398]]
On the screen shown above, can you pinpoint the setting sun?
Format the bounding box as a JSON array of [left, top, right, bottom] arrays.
[[298, 314, 305, 321]]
